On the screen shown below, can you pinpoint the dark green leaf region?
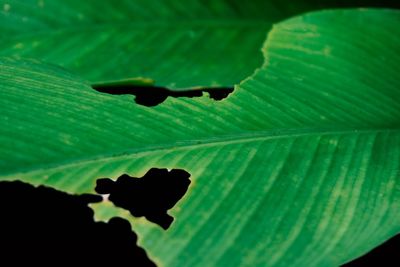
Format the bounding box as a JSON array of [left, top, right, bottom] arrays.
[[96, 168, 191, 229]]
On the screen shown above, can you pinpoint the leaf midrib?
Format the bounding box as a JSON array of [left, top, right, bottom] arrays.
[[2, 127, 397, 178]]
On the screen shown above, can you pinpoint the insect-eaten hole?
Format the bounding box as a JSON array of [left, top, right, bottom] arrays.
[[92, 84, 234, 107], [95, 168, 191, 230], [0, 180, 156, 267]]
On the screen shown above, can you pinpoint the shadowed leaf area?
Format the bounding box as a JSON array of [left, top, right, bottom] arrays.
[[96, 168, 191, 229], [0, 180, 156, 267], [92, 84, 234, 107], [1, 0, 400, 88]]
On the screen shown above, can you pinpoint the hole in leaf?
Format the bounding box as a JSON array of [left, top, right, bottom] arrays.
[[0, 180, 156, 267], [95, 168, 191, 229], [92, 84, 234, 107]]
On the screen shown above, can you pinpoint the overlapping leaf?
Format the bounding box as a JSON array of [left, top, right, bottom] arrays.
[[0, 0, 399, 88], [0, 8, 399, 267]]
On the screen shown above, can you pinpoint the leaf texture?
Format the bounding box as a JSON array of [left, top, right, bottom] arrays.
[[0, 0, 399, 88], [0, 9, 400, 267]]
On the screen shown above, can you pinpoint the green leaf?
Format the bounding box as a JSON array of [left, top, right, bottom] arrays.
[[1, 8, 400, 267], [0, 0, 399, 88]]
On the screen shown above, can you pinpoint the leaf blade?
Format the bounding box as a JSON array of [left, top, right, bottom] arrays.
[[1, 0, 399, 87], [1, 8, 400, 267]]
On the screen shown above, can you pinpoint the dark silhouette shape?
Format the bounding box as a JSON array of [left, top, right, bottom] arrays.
[[342, 234, 400, 267], [0, 180, 156, 267], [95, 168, 191, 229], [92, 84, 234, 107]]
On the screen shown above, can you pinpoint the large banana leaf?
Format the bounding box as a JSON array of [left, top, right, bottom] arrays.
[[1, 8, 399, 267], [0, 0, 399, 88]]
